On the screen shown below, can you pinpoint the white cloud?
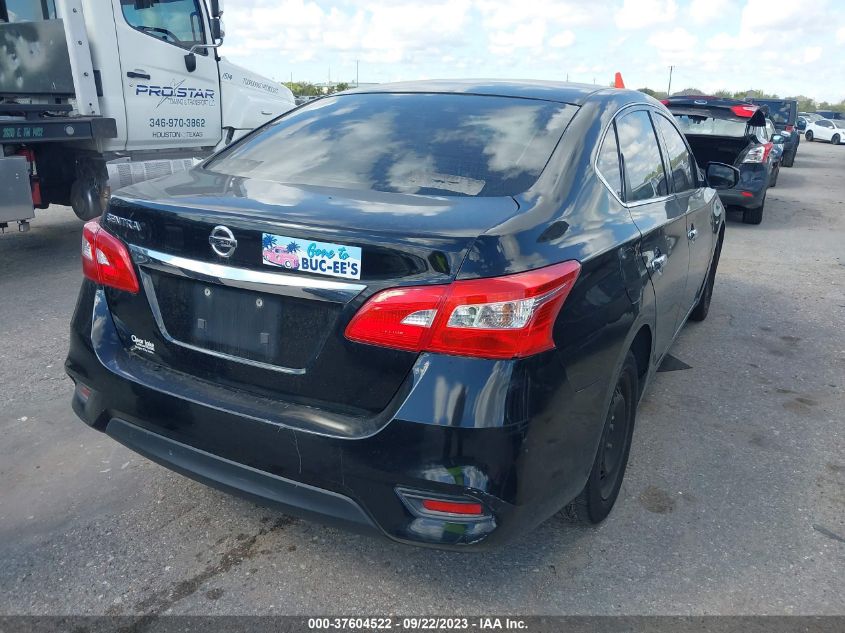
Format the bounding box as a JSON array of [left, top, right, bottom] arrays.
[[548, 31, 575, 48], [802, 46, 822, 63], [689, 0, 730, 24], [837, 27, 845, 43], [488, 19, 546, 54], [222, 0, 472, 67], [648, 27, 697, 53], [615, 0, 677, 30]]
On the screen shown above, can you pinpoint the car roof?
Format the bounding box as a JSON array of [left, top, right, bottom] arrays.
[[341, 79, 621, 106]]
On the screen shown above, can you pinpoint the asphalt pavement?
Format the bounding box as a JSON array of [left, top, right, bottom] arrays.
[[0, 140, 843, 616]]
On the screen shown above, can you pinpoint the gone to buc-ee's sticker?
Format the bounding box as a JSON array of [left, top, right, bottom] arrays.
[[262, 233, 362, 280]]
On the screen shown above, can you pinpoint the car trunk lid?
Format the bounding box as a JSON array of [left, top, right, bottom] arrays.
[[665, 98, 767, 168], [101, 168, 520, 416]]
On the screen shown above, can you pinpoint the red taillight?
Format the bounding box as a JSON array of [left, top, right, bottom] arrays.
[[660, 99, 669, 106], [741, 191, 754, 198], [345, 261, 581, 359], [81, 219, 140, 293], [421, 499, 484, 516], [730, 104, 758, 118]]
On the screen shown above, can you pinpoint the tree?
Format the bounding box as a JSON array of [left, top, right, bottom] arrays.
[[672, 87, 705, 96], [637, 87, 667, 99]]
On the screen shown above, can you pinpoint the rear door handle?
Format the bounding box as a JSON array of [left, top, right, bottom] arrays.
[[127, 71, 151, 80], [688, 227, 698, 241]]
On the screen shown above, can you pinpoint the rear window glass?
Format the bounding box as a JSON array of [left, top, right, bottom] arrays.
[[206, 93, 577, 197], [751, 100, 794, 125], [672, 114, 748, 138]]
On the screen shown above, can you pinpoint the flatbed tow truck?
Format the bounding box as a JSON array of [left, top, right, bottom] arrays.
[[1, 0, 294, 231]]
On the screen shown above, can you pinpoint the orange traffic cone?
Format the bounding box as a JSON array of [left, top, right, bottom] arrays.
[[614, 72, 625, 89]]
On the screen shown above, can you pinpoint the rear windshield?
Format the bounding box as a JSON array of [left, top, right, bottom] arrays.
[[751, 100, 795, 125], [672, 113, 749, 138], [206, 93, 577, 197]]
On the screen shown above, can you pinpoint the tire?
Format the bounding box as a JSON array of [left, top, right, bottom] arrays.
[[805, 131, 814, 141], [689, 232, 723, 322], [782, 150, 794, 167], [742, 193, 765, 225], [833, 134, 841, 145], [70, 179, 106, 221], [769, 163, 779, 187], [569, 352, 639, 524]]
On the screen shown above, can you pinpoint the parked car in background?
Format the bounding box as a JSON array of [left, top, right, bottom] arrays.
[[814, 110, 844, 121], [797, 113, 823, 133], [663, 96, 774, 224], [805, 119, 845, 144], [66, 81, 736, 549], [746, 98, 799, 167], [766, 119, 784, 187]]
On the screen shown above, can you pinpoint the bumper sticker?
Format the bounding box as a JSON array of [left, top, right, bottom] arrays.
[[262, 233, 362, 280]]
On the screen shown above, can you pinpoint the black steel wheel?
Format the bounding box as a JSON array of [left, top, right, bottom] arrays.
[[570, 351, 638, 524]]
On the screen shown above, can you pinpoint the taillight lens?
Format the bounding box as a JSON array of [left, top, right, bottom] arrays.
[[345, 261, 581, 359], [743, 142, 773, 164], [81, 219, 140, 293], [730, 104, 758, 118]]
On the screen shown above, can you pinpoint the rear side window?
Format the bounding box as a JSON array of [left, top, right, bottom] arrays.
[[596, 124, 623, 199], [673, 113, 748, 138], [753, 100, 794, 125], [207, 93, 578, 197], [120, 0, 206, 50], [616, 110, 668, 203], [654, 115, 696, 193]]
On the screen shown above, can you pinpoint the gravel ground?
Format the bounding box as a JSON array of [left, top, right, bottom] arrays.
[[0, 140, 843, 616]]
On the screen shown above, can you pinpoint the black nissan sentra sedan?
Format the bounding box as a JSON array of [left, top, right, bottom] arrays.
[[67, 80, 738, 549]]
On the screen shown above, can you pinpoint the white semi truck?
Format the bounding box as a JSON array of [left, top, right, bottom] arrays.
[[0, 0, 295, 230]]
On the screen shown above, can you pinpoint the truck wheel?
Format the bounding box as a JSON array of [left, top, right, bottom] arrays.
[[568, 351, 638, 524], [782, 151, 794, 167], [70, 162, 109, 221]]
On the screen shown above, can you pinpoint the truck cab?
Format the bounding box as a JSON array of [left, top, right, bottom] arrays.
[[1, 0, 294, 228]]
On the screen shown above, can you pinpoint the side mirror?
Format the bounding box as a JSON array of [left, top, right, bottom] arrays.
[[706, 162, 740, 190], [771, 134, 784, 143], [184, 52, 197, 72], [210, 16, 225, 43]]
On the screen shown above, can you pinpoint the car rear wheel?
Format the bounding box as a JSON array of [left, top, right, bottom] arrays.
[[769, 163, 779, 187], [742, 193, 765, 225], [805, 131, 814, 141], [569, 351, 638, 524], [833, 134, 841, 145]]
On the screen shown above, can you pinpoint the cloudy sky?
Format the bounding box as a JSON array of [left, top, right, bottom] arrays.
[[220, 0, 845, 102]]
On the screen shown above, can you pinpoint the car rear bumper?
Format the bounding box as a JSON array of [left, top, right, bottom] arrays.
[[718, 164, 769, 209], [66, 282, 607, 550], [105, 417, 380, 534]]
